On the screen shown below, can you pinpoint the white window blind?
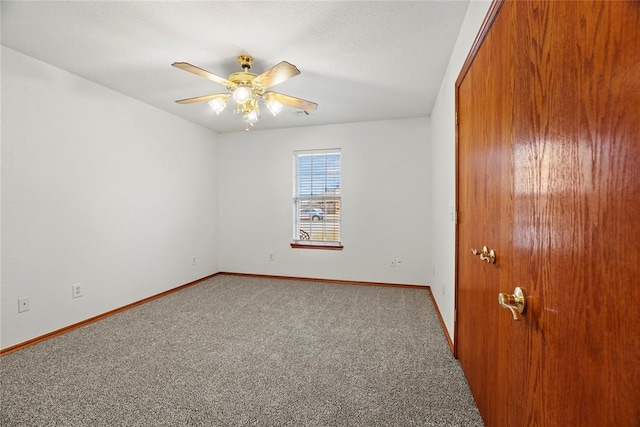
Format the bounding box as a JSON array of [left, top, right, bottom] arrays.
[[293, 149, 341, 246]]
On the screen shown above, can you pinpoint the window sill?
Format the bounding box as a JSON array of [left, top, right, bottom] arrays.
[[290, 242, 344, 251]]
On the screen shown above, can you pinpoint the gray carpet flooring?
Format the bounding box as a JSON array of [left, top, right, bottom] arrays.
[[1, 274, 483, 426]]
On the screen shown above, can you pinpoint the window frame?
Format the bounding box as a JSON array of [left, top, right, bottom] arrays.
[[291, 149, 343, 250]]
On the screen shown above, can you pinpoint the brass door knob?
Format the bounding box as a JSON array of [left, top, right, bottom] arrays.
[[498, 287, 526, 320], [470, 246, 496, 264]]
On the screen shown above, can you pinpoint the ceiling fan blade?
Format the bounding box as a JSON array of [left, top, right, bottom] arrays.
[[253, 61, 300, 89], [175, 93, 229, 104], [266, 91, 318, 113], [172, 62, 235, 88]]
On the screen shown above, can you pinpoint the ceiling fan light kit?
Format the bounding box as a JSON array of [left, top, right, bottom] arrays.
[[208, 97, 228, 114], [173, 54, 317, 130], [264, 92, 284, 116]]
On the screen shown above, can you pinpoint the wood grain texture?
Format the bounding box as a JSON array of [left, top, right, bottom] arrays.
[[456, 0, 505, 87], [535, 1, 640, 424], [457, 2, 525, 422], [456, 0, 640, 425]]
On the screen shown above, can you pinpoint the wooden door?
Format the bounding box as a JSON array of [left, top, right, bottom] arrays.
[[456, 10, 513, 423], [455, 1, 640, 426]]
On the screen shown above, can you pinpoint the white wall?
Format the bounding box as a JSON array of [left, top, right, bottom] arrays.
[[429, 1, 492, 341], [1, 0, 489, 349], [218, 118, 431, 285], [1, 47, 220, 350]]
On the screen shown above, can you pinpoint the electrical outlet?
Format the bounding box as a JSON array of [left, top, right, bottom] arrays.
[[396, 259, 403, 268], [18, 297, 30, 313], [269, 253, 275, 261], [72, 284, 82, 299]]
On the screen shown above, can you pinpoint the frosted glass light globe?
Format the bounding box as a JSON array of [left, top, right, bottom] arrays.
[[266, 99, 283, 116], [233, 86, 253, 104], [208, 97, 228, 114], [243, 110, 259, 125]]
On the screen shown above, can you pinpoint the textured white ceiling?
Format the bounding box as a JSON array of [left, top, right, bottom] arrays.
[[1, 1, 470, 133]]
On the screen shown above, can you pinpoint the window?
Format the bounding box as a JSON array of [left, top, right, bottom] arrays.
[[292, 149, 342, 249]]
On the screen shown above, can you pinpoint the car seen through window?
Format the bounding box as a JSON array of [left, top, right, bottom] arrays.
[[299, 207, 324, 221]]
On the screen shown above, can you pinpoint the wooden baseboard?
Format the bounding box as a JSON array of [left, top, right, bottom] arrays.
[[426, 288, 455, 354], [2, 272, 451, 357], [218, 271, 430, 290], [0, 273, 220, 357]]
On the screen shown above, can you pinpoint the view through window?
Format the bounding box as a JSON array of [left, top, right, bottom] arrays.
[[293, 149, 341, 247]]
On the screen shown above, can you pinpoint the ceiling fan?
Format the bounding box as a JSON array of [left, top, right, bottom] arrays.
[[172, 54, 318, 129]]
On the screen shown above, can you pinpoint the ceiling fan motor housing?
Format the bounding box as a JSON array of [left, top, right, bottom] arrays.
[[227, 55, 262, 96], [237, 54, 253, 70]]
